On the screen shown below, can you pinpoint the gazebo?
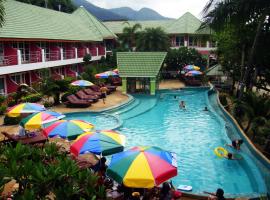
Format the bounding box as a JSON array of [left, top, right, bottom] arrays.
[[117, 52, 167, 95]]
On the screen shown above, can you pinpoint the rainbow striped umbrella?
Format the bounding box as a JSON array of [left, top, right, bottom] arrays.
[[70, 130, 126, 156], [71, 80, 94, 87], [20, 111, 65, 130], [184, 65, 200, 71], [107, 146, 177, 188], [95, 71, 118, 79], [7, 103, 46, 117], [42, 120, 94, 140], [185, 70, 203, 76]]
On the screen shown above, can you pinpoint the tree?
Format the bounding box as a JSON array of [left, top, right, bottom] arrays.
[[136, 27, 170, 52], [0, 143, 106, 199], [15, 0, 76, 13], [119, 22, 142, 51], [165, 47, 206, 72], [201, 0, 270, 98], [233, 92, 270, 140]]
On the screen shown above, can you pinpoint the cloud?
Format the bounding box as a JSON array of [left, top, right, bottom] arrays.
[[87, 0, 209, 19]]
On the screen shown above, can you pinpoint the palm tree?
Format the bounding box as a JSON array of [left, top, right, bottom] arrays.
[[233, 92, 270, 139], [136, 27, 170, 51], [0, 0, 5, 27], [119, 22, 142, 51], [201, 0, 270, 98]]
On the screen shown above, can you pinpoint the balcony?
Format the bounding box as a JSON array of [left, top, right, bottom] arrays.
[[0, 47, 105, 75]]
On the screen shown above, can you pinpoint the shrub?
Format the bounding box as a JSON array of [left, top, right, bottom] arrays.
[[3, 115, 21, 125], [0, 105, 7, 115], [0, 95, 6, 104], [7, 99, 16, 107], [219, 93, 228, 106], [43, 101, 54, 108], [21, 94, 42, 103], [83, 53, 92, 63]]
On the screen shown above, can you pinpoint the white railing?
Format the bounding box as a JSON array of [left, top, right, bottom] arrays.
[[0, 55, 18, 66]]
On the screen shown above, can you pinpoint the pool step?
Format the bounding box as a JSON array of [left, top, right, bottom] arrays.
[[113, 99, 141, 115], [104, 97, 135, 114], [121, 97, 157, 120]]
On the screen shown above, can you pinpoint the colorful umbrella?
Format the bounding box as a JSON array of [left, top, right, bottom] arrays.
[[71, 80, 94, 87], [184, 65, 200, 71], [107, 146, 177, 188], [185, 70, 203, 76], [20, 111, 65, 130], [95, 71, 119, 79], [42, 120, 94, 140], [70, 130, 126, 156], [7, 103, 46, 117]]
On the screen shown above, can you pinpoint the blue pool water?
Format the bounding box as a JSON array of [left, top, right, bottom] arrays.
[[64, 88, 268, 197]]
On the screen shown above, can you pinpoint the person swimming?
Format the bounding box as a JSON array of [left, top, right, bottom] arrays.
[[179, 101, 186, 109], [226, 139, 243, 150], [204, 106, 208, 111]]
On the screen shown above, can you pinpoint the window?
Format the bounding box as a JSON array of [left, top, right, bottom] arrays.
[[0, 77, 5, 94], [0, 43, 4, 64], [189, 36, 198, 47], [71, 65, 78, 72], [11, 73, 26, 84], [37, 69, 50, 79], [12, 42, 30, 62], [175, 36, 184, 46]]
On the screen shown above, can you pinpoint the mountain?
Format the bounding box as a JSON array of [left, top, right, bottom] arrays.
[[72, 0, 127, 21], [109, 7, 171, 21]]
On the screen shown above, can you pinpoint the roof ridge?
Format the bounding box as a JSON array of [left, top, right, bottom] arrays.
[[8, 0, 73, 16], [73, 6, 117, 39]]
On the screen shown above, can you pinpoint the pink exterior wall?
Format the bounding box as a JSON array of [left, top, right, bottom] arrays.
[[65, 66, 77, 78], [25, 72, 30, 85], [78, 47, 86, 58], [51, 68, 62, 80], [63, 44, 75, 59], [97, 44, 105, 56], [30, 43, 42, 63], [5, 75, 18, 93], [30, 71, 41, 83], [3, 42, 18, 65], [89, 44, 97, 56], [50, 45, 61, 61]]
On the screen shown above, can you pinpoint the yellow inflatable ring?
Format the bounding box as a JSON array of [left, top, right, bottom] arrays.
[[214, 147, 228, 158]]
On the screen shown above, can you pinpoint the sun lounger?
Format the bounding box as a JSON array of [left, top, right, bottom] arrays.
[[90, 85, 112, 94], [83, 88, 102, 97], [64, 95, 92, 108], [76, 90, 99, 102], [100, 83, 117, 92], [1, 131, 48, 146]]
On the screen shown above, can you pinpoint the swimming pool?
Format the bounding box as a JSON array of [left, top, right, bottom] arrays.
[[64, 88, 269, 197]]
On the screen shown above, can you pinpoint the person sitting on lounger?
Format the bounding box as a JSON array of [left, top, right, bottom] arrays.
[[226, 139, 243, 150]]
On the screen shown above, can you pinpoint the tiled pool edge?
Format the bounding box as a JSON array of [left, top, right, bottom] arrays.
[[211, 89, 270, 198]]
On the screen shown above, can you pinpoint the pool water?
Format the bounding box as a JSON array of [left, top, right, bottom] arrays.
[[64, 89, 267, 197]]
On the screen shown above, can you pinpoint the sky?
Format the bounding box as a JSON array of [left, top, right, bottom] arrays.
[[87, 0, 209, 19]]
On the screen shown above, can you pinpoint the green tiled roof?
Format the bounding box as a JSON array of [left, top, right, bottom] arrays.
[[104, 12, 211, 35], [117, 52, 167, 77], [0, 0, 115, 41], [205, 64, 225, 76], [72, 7, 117, 39], [104, 20, 172, 34], [166, 12, 211, 34]]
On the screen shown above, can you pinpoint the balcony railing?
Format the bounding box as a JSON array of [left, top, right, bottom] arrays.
[[0, 55, 18, 66], [45, 51, 61, 62], [21, 52, 42, 64], [63, 50, 75, 60]]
